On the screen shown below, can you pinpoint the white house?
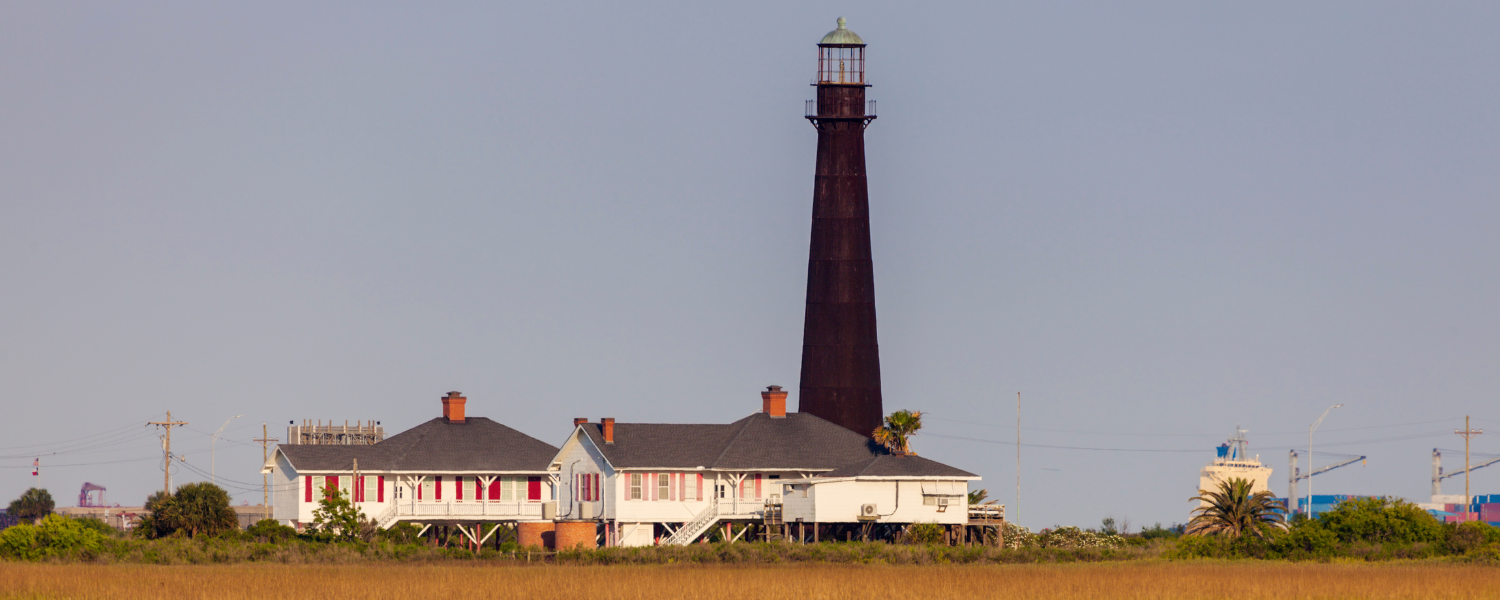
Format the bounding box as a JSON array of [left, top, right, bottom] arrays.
[[550, 386, 979, 546], [780, 455, 978, 525], [263, 392, 559, 534]]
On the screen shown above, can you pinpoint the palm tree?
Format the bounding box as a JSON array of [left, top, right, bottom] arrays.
[[7, 488, 54, 523], [968, 488, 998, 506], [1187, 477, 1286, 539], [872, 410, 923, 455]]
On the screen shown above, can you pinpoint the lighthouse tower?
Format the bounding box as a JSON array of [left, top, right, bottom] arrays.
[[797, 18, 883, 438]]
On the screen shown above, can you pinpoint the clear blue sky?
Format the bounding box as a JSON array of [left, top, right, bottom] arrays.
[[2, 1, 1498, 530]]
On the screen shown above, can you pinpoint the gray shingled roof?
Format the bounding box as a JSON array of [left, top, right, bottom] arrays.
[[817, 454, 977, 478], [277, 417, 558, 473], [577, 412, 891, 470]]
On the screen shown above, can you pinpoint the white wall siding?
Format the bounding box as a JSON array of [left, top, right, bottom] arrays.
[[785, 479, 969, 525]]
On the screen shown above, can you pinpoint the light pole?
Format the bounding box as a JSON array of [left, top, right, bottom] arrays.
[[1307, 404, 1344, 517], [212, 414, 244, 485]]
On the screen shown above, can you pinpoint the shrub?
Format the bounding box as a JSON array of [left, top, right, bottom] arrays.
[[247, 519, 296, 543], [71, 516, 116, 537], [901, 523, 945, 545], [0, 522, 40, 560], [1139, 523, 1183, 540], [1316, 497, 1444, 545], [1447, 521, 1500, 554], [1275, 519, 1339, 559], [0, 514, 108, 560], [379, 522, 422, 544]]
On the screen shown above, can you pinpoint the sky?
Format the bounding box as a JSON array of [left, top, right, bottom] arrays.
[[2, 1, 1498, 531]]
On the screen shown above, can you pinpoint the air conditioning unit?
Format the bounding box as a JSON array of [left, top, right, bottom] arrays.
[[860, 503, 878, 518]]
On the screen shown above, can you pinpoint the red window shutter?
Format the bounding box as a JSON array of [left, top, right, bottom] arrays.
[[594, 474, 600, 501], [755, 474, 762, 498], [648, 473, 655, 501], [378, 476, 385, 502], [677, 473, 684, 501], [354, 476, 361, 502], [305, 476, 313, 503], [457, 476, 464, 501], [435, 476, 442, 500], [528, 476, 541, 501], [475, 478, 483, 500], [696, 474, 703, 500], [326, 476, 337, 500]]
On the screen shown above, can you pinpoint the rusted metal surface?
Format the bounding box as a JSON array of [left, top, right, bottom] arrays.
[[799, 76, 883, 439]]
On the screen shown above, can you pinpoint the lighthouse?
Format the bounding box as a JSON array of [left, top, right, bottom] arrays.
[[797, 18, 884, 438]]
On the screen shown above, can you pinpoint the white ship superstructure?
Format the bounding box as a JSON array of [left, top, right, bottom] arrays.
[[1198, 428, 1273, 505]]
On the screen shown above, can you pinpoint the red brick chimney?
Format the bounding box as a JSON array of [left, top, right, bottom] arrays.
[[573, 417, 588, 428], [442, 391, 467, 423], [762, 385, 788, 418], [602, 418, 615, 443]]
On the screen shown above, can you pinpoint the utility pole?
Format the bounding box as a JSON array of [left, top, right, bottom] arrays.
[[352, 458, 360, 504], [148, 411, 189, 497], [1015, 392, 1021, 527], [1456, 416, 1483, 522], [254, 423, 279, 512]]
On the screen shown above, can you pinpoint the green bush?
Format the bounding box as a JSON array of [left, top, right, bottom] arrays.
[[1274, 520, 1339, 559], [378, 522, 421, 544], [901, 522, 945, 545], [1316, 497, 1444, 545], [0, 522, 40, 560], [71, 516, 117, 537], [246, 519, 296, 543], [0, 514, 109, 560], [1447, 521, 1500, 554]]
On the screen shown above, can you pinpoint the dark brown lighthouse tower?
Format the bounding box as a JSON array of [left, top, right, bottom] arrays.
[[798, 18, 883, 438]]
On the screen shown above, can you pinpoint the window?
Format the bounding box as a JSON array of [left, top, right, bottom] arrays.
[[658, 473, 670, 501], [739, 478, 752, 499], [421, 479, 433, 501], [501, 477, 516, 501], [630, 473, 642, 500], [683, 475, 695, 501]]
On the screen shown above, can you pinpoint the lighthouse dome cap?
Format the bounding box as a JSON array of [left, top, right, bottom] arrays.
[[819, 17, 865, 46]]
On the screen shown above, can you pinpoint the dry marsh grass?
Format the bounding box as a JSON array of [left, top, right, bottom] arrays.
[[2, 562, 1499, 600]]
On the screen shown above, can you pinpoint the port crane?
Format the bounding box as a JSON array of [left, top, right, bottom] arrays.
[[1288, 450, 1366, 514]]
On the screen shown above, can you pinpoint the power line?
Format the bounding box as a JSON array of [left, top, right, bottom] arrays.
[[925, 415, 1458, 438]]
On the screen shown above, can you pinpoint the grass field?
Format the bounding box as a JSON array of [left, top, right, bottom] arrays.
[[2, 562, 1499, 599]]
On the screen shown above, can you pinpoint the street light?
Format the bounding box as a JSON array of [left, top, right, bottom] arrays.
[[1307, 404, 1344, 517], [212, 415, 244, 485]]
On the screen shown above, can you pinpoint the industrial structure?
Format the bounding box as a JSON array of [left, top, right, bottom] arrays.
[[287, 420, 384, 445], [798, 17, 885, 439], [1287, 450, 1365, 517], [77, 482, 106, 508]]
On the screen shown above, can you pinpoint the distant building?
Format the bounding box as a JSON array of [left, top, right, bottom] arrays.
[[263, 392, 559, 531], [552, 386, 976, 546], [1198, 429, 1272, 505]]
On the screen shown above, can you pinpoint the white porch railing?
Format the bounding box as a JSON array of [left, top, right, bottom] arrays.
[[392, 501, 545, 519]]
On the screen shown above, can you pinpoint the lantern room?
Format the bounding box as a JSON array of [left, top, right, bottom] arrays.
[[817, 17, 866, 85]]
